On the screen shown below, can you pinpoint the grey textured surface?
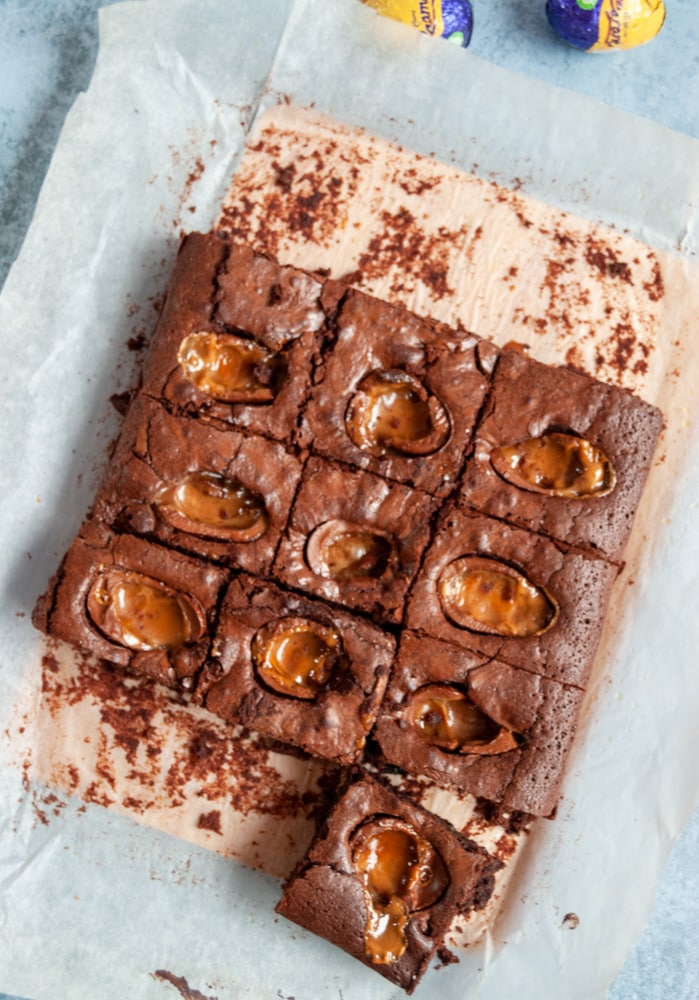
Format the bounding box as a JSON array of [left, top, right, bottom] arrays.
[[1, 1, 697, 997]]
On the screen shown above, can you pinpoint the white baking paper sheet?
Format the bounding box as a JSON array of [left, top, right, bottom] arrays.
[[1, 1, 698, 998]]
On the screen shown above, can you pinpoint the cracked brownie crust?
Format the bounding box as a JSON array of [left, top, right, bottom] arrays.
[[195, 575, 395, 764], [32, 524, 228, 690], [406, 505, 619, 687], [460, 347, 664, 562], [94, 394, 302, 574], [373, 632, 585, 816], [140, 232, 329, 444], [301, 287, 491, 496]]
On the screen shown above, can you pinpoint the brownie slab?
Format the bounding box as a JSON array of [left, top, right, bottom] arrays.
[[95, 394, 302, 574], [273, 456, 439, 623], [140, 233, 328, 444], [195, 575, 395, 764], [373, 632, 585, 817], [276, 771, 500, 993], [459, 346, 663, 563], [301, 287, 491, 496], [32, 525, 228, 690], [406, 506, 618, 687]]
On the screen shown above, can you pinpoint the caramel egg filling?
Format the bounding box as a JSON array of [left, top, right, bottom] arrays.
[[407, 683, 519, 754], [351, 817, 448, 965], [345, 370, 450, 458], [252, 617, 343, 699], [87, 569, 204, 651], [305, 520, 395, 582], [490, 431, 615, 498], [177, 331, 282, 403], [154, 471, 268, 541], [438, 556, 558, 637]]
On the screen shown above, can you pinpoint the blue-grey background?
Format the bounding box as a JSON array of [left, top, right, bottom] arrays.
[[1, 1, 697, 997]]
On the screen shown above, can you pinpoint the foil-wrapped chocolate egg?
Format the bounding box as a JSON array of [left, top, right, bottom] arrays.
[[362, 0, 473, 47], [546, 0, 665, 52]]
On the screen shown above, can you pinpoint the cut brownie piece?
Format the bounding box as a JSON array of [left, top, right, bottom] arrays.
[[273, 456, 439, 623], [140, 233, 328, 444], [95, 394, 302, 574], [301, 287, 491, 496], [373, 632, 585, 817], [195, 575, 395, 764], [32, 524, 228, 691], [406, 506, 618, 687], [276, 770, 500, 993], [459, 346, 663, 563]]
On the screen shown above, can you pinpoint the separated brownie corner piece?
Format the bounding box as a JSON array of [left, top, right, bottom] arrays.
[[406, 505, 619, 688], [32, 521, 229, 692], [273, 456, 440, 623], [94, 394, 302, 574], [193, 575, 395, 765], [139, 232, 330, 445], [372, 631, 585, 818], [275, 769, 501, 994], [300, 286, 493, 497], [459, 345, 664, 563]]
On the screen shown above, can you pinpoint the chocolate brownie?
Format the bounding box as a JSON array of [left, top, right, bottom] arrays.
[[32, 523, 228, 690], [140, 233, 328, 444], [373, 632, 585, 817], [30, 231, 665, 988], [273, 456, 439, 623], [406, 506, 619, 687], [95, 394, 302, 574], [195, 575, 395, 764], [276, 770, 500, 993], [301, 287, 491, 496], [459, 346, 663, 563]]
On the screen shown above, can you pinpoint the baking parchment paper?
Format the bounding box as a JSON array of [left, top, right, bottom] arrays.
[[1, 0, 698, 998]]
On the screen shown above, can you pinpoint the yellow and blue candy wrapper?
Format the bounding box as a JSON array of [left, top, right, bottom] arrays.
[[362, 0, 474, 47], [546, 0, 666, 52]]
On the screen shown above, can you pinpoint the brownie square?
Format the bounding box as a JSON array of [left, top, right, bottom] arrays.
[[273, 457, 439, 623], [276, 770, 499, 993], [373, 632, 585, 817], [406, 507, 618, 687], [301, 288, 491, 496], [140, 233, 328, 444], [195, 575, 395, 764], [32, 524, 228, 690], [459, 347, 663, 563], [95, 394, 302, 574]]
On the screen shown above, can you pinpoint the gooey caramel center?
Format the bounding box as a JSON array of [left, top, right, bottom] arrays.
[[490, 431, 615, 498], [407, 684, 519, 754], [252, 618, 342, 699], [154, 471, 268, 541], [409, 684, 499, 746], [305, 521, 395, 583], [178, 331, 280, 402], [323, 531, 392, 581], [87, 569, 203, 651], [345, 370, 450, 458], [352, 818, 448, 965], [438, 557, 558, 637]]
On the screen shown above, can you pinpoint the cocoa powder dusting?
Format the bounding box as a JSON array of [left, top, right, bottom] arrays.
[[40, 649, 324, 821], [29, 644, 331, 876], [197, 810, 223, 835], [218, 132, 363, 252], [585, 237, 633, 284], [354, 206, 456, 298], [218, 113, 663, 400]]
